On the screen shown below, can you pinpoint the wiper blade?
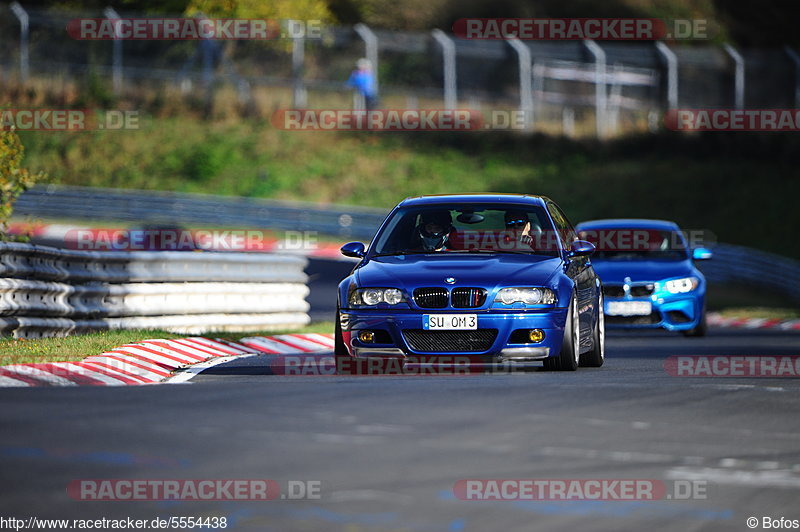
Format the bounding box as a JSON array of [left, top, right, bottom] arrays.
[[372, 251, 431, 257], [446, 249, 531, 255]]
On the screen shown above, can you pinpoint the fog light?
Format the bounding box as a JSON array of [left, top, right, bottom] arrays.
[[528, 329, 545, 342], [358, 331, 375, 343]]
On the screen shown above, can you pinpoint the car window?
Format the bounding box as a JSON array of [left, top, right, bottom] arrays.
[[577, 228, 689, 261], [370, 204, 559, 257], [546, 202, 578, 250]]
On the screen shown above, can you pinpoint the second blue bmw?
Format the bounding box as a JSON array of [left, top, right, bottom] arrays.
[[335, 194, 605, 372], [575, 219, 712, 336]]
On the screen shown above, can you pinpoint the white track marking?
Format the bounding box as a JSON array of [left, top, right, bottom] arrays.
[[666, 467, 800, 488]]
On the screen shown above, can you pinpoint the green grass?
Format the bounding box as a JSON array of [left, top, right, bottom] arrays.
[[0, 322, 334, 367]]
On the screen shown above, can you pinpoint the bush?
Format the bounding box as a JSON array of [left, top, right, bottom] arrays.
[[0, 129, 47, 239]]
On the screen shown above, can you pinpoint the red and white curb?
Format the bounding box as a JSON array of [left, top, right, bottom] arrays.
[[707, 313, 800, 331], [0, 334, 334, 388]]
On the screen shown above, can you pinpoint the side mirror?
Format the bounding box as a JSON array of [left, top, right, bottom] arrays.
[[340, 241, 367, 258], [692, 247, 713, 260], [568, 240, 595, 258]]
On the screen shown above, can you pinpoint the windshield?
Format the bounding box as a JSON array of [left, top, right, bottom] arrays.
[[578, 228, 689, 261], [371, 204, 560, 257]]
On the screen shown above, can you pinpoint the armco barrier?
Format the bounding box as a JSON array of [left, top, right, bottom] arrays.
[[0, 242, 310, 338], [14, 185, 388, 240]]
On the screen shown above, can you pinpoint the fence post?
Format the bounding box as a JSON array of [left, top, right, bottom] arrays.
[[507, 37, 533, 130], [785, 47, 800, 108], [291, 24, 307, 108], [723, 44, 745, 109], [10, 2, 29, 83], [655, 41, 678, 110], [583, 39, 607, 138], [104, 7, 123, 95], [354, 23, 379, 96], [431, 29, 457, 110]]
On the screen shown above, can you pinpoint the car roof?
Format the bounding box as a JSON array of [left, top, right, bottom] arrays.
[[576, 218, 681, 231], [398, 193, 550, 208]]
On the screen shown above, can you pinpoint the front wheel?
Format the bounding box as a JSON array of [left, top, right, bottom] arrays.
[[334, 307, 358, 374], [682, 304, 707, 337], [580, 292, 605, 367], [545, 292, 579, 371]]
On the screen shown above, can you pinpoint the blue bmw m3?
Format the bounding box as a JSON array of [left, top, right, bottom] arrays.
[[335, 194, 605, 372], [575, 219, 712, 337]]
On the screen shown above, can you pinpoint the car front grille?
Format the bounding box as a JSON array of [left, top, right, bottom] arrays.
[[630, 284, 655, 297], [603, 285, 625, 297], [451, 288, 487, 308], [606, 312, 661, 325], [603, 284, 654, 297], [413, 287, 449, 309], [402, 329, 498, 353]]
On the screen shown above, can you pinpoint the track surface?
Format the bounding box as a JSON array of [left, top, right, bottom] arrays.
[[2, 327, 799, 531]]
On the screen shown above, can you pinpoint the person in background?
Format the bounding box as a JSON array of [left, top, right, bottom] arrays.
[[347, 58, 378, 111]]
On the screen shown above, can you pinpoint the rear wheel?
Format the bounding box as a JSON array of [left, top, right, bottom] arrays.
[[580, 292, 605, 367], [545, 292, 579, 371]]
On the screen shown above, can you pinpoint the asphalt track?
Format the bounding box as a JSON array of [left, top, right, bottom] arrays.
[[2, 259, 800, 531]]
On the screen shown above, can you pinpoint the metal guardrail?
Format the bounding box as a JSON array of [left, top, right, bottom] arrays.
[[14, 185, 388, 240], [697, 244, 800, 303], [0, 241, 311, 337]]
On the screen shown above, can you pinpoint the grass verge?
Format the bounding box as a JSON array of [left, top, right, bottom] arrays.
[[0, 322, 334, 367]]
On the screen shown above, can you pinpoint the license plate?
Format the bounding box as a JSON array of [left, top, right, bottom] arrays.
[[423, 314, 477, 330], [605, 301, 652, 316]]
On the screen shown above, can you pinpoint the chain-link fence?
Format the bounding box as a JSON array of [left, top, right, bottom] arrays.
[[2, 3, 799, 136]]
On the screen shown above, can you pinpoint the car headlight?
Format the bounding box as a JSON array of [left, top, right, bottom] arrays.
[[496, 287, 556, 305], [662, 277, 699, 294], [349, 288, 405, 306]]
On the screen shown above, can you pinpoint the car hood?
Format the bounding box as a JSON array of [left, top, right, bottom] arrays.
[[591, 259, 694, 284], [356, 254, 562, 290]]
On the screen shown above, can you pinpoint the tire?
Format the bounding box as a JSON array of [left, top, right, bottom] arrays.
[[580, 291, 605, 367], [682, 304, 707, 337], [334, 307, 357, 374], [545, 292, 579, 371]]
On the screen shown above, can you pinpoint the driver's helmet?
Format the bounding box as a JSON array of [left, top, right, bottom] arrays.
[[417, 210, 452, 251]]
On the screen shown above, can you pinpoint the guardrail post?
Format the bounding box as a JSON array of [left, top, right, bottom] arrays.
[[291, 22, 307, 108], [354, 23, 379, 97], [431, 29, 457, 110], [785, 46, 800, 108], [10, 2, 29, 83], [655, 41, 679, 110], [104, 7, 123, 95], [583, 39, 607, 138], [507, 37, 533, 130], [723, 44, 745, 109]]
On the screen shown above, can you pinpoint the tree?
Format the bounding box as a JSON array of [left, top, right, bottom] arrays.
[[0, 129, 47, 239]]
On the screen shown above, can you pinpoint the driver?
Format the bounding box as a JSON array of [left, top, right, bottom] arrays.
[[415, 210, 453, 251]]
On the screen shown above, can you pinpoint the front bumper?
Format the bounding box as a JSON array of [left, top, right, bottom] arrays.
[[339, 308, 568, 361], [604, 293, 703, 331]]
